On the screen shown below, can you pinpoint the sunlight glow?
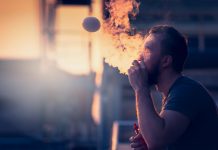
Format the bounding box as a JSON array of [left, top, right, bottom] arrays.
[[0, 1, 103, 75], [55, 6, 91, 75], [0, 0, 41, 59]]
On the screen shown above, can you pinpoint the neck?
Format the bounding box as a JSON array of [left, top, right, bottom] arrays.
[[156, 70, 182, 98]]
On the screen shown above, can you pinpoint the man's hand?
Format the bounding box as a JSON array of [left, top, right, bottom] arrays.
[[128, 60, 149, 92], [129, 133, 148, 150]]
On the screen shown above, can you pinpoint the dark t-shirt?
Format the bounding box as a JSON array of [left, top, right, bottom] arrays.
[[163, 76, 218, 150]]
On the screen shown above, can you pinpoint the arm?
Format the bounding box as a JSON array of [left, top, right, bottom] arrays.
[[136, 89, 190, 149], [128, 60, 190, 149]]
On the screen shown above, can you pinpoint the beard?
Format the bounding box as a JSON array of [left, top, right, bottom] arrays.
[[147, 62, 160, 86]]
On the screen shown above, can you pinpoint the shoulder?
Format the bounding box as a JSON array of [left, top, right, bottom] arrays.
[[163, 76, 211, 119], [169, 76, 209, 100]]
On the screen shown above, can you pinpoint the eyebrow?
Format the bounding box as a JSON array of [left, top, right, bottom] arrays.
[[143, 42, 152, 49], [144, 46, 151, 51]]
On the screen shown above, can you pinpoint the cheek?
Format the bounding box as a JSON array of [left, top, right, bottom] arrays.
[[143, 54, 152, 71], [143, 52, 151, 63], [144, 54, 160, 71]]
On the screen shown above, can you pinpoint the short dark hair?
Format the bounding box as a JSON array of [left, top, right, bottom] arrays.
[[147, 25, 188, 73]]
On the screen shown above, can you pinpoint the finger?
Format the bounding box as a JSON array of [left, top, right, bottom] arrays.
[[132, 61, 141, 73], [129, 133, 144, 143], [138, 61, 147, 76], [134, 133, 143, 141], [129, 136, 135, 142], [139, 60, 146, 69], [132, 60, 141, 68], [128, 66, 134, 73], [128, 68, 132, 75], [134, 147, 146, 150], [128, 66, 140, 76], [134, 65, 140, 71], [130, 142, 145, 148]]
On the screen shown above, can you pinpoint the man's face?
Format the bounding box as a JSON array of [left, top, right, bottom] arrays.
[[138, 34, 163, 86]]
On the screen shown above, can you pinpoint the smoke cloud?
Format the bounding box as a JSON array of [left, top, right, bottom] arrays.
[[102, 0, 144, 74]]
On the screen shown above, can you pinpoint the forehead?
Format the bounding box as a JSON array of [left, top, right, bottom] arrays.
[[143, 34, 162, 52]]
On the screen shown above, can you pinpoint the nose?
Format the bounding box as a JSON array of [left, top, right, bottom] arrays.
[[137, 54, 143, 61]]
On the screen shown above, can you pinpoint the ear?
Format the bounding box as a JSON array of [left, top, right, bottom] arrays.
[[161, 55, 172, 68]]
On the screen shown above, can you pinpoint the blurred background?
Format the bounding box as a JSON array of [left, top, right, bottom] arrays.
[[0, 0, 218, 149]]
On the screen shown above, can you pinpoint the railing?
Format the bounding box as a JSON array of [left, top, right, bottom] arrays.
[[111, 120, 136, 150]]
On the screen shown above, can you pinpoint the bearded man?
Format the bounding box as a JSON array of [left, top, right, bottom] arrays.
[[128, 25, 218, 150]]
